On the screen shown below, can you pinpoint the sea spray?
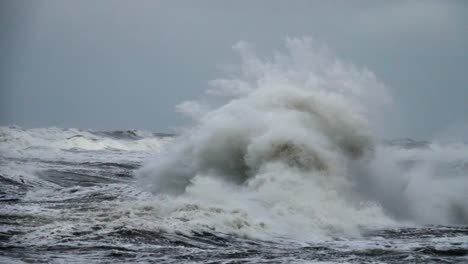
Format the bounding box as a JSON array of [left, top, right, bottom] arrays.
[[2, 38, 468, 262], [137, 38, 396, 239], [138, 37, 468, 241]]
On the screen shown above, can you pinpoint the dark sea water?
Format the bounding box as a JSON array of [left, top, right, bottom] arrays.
[[1, 127, 467, 263]]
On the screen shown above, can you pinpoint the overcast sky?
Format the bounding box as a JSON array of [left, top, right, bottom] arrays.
[[1, 0, 467, 139]]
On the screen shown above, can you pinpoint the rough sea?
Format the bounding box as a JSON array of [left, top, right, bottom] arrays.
[[2, 38, 468, 263], [1, 127, 467, 263]]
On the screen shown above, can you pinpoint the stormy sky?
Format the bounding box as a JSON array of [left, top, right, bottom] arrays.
[[1, 0, 467, 139]]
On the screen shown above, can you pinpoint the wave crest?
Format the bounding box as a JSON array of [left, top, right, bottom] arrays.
[[136, 38, 396, 239]]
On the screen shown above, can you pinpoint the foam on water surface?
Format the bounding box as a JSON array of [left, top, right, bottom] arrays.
[[1, 38, 467, 263]]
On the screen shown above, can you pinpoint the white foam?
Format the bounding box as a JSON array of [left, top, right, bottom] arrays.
[[361, 143, 468, 225], [0, 126, 172, 158], [137, 38, 397, 240]]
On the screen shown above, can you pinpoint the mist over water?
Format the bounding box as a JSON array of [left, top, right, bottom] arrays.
[[137, 38, 468, 241]]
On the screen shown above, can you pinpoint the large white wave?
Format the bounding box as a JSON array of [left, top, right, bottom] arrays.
[[137, 38, 400, 240], [138, 38, 468, 240]]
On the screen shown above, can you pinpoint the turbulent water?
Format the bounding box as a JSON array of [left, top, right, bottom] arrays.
[[2, 39, 468, 263]]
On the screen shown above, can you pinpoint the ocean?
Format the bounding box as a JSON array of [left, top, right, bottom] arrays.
[[0, 126, 467, 263], [1, 38, 467, 263]]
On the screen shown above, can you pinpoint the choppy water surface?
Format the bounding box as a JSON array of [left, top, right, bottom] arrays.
[[0, 127, 467, 263], [2, 39, 468, 263]]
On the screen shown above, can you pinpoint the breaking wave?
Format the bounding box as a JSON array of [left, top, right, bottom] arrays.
[[137, 38, 468, 240], [0, 126, 172, 154]]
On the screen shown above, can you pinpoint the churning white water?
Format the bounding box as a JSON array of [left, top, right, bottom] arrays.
[[137, 38, 468, 241], [2, 38, 467, 263]]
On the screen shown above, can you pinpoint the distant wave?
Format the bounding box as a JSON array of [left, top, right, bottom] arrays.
[[0, 126, 173, 154]]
